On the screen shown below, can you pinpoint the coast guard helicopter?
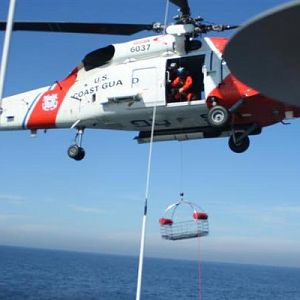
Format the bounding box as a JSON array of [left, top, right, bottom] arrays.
[[1, 0, 300, 161]]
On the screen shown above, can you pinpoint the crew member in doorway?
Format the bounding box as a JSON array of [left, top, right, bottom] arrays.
[[171, 67, 195, 102]]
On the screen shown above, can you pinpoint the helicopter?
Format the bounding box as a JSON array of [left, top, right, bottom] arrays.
[[0, 0, 299, 161]]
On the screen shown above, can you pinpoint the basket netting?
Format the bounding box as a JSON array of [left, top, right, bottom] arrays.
[[160, 219, 208, 240]]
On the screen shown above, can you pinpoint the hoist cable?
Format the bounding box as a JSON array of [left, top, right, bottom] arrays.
[[0, 0, 17, 114], [179, 141, 184, 198], [197, 234, 203, 300], [136, 105, 157, 300], [163, 0, 170, 34]]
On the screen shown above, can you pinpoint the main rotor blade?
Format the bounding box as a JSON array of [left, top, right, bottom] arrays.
[[170, 0, 191, 16], [224, 1, 300, 107], [0, 21, 154, 35]]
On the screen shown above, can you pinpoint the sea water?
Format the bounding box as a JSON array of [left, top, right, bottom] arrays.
[[0, 245, 299, 300]]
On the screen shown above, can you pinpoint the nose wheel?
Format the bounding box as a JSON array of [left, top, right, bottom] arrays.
[[68, 128, 86, 161]]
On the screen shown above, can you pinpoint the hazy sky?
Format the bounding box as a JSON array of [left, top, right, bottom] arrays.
[[1, 0, 299, 268]]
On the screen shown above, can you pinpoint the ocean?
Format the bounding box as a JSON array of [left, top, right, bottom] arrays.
[[0, 245, 299, 300]]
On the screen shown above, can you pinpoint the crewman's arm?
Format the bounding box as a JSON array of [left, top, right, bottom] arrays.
[[180, 76, 193, 91]]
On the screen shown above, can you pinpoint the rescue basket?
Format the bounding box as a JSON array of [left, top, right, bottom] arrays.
[[159, 199, 209, 241]]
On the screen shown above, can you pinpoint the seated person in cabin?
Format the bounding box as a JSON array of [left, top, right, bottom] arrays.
[[171, 67, 196, 102]]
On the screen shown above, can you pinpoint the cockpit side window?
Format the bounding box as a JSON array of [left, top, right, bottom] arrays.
[[82, 45, 115, 71]]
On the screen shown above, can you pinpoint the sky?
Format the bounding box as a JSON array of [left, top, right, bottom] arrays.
[[0, 0, 300, 268]]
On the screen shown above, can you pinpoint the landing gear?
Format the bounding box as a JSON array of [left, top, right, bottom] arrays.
[[207, 105, 230, 128], [228, 132, 250, 153], [68, 144, 85, 161], [68, 128, 86, 161]]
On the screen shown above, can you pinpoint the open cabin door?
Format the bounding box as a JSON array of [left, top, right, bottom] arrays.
[[166, 55, 205, 103]]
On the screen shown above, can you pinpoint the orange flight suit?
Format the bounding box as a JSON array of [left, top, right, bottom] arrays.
[[171, 75, 194, 101]]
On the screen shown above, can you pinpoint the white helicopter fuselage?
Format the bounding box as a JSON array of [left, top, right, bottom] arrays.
[[2, 3, 299, 160], [2, 28, 295, 158], [0, 33, 226, 141]]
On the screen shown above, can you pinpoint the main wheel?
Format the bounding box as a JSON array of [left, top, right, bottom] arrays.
[[228, 133, 250, 153], [207, 105, 230, 127], [74, 148, 85, 161], [67, 144, 85, 160]]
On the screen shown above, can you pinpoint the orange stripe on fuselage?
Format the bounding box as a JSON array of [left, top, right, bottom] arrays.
[[26, 68, 78, 129], [208, 37, 228, 54]]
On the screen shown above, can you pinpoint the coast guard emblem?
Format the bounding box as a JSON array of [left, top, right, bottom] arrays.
[[42, 94, 58, 111]]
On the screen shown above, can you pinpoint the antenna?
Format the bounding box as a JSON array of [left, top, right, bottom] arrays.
[[0, 0, 17, 115], [136, 106, 157, 300], [163, 0, 170, 34]]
